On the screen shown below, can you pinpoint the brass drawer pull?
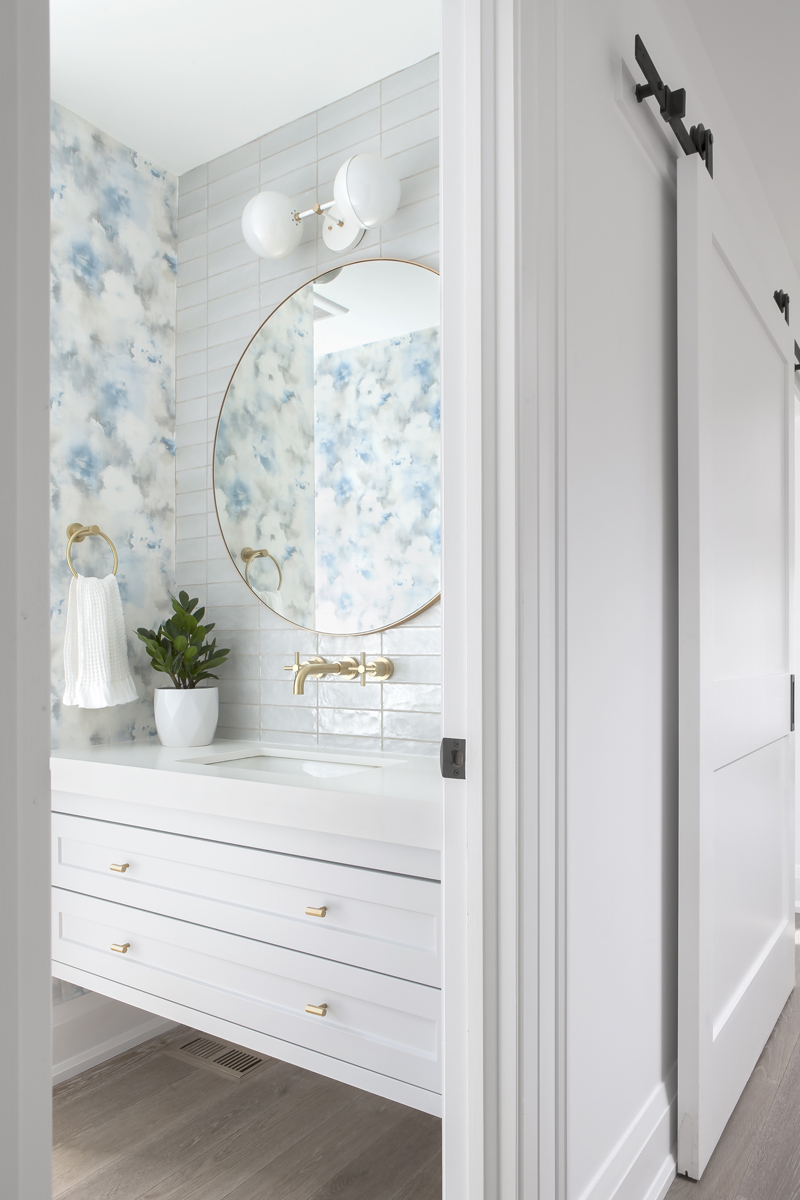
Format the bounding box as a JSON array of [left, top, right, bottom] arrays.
[[110, 863, 129, 873], [305, 905, 327, 918], [110, 942, 130, 954], [305, 1003, 327, 1017]]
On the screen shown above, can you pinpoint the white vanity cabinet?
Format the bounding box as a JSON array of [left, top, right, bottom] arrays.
[[50, 743, 443, 1115]]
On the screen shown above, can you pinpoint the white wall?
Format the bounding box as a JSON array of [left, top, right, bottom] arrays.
[[52, 990, 176, 1085], [173, 56, 442, 754], [558, 1, 800, 1198]]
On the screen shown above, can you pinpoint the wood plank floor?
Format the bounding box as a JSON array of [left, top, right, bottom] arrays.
[[52, 1026, 441, 1200], [666, 917, 800, 1200]]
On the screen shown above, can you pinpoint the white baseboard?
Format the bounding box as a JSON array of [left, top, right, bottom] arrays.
[[52, 990, 176, 1085], [577, 1066, 676, 1200]]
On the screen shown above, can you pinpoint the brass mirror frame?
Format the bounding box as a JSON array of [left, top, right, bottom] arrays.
[[212, 257, 441, 636]]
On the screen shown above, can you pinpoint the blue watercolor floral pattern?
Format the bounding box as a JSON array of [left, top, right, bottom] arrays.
[[214, 301, 440, 633], [313, 326, 440, 632], [214, 286, 316, 627], [50, 102, 177, 748]]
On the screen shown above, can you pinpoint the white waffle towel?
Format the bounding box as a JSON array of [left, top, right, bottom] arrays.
[[253, 588, 284, 616], [63, 574, 138, 708]]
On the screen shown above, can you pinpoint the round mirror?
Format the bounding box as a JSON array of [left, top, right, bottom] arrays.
[[213, 258, 440, 634]]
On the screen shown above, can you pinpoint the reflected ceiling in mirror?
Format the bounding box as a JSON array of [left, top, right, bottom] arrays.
[[213, 258, 440, 634]]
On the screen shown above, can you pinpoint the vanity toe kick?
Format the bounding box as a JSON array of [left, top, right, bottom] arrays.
[[52, 887, 441, 1095]]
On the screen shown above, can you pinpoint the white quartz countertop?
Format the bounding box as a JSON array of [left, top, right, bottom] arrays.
[[50, 740, 443, 851]]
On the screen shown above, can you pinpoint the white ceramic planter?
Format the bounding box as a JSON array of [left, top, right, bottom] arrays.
[[153, 686, 219, 747]]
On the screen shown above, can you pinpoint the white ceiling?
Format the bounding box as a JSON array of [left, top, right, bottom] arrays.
[[683, 0, 800, 276], [50, 0, 440, 176]]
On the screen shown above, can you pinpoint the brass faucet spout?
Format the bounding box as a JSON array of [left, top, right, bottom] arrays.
[[285, 655, 347, 695], [294, 659, 341, 696], [293, 661, 316, 695]]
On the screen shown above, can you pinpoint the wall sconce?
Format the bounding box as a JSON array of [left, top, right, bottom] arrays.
[[241, 153, 401, 260]]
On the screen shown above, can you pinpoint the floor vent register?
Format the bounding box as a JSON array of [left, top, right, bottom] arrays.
[[166, 1033, 271, 1081]]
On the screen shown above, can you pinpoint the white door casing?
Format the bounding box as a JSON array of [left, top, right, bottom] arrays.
[[795, 400, 800, 912], [440, 0, 545, 1195], [0, 1, 53, 1197], [677, 153, 796, 1178]]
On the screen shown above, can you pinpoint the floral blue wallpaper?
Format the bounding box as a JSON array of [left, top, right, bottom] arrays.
[[214, 286, 316, 627], [314, 326, 441, 632], [50, 102, 177, 749]]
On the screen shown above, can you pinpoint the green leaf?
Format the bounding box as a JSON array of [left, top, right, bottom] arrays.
[[140, 594, 229, 686]]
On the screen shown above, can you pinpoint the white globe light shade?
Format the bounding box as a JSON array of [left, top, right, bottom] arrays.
[[241, 191, 303, 259], [333, 154, 401, 229]]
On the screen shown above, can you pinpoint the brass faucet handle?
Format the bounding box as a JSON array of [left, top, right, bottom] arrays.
[[354, 653, 393, 684], [283, 652, 301, 675], [336, 656, 359, 681], [366, 656, 393, 682]]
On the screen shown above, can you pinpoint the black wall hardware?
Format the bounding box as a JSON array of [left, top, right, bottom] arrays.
[[792, 675, 795, 733], [634, 34, 714, 177], [774, 289, 790, 325], [441, 737, 466, 780], [794, 342, 800, 372]]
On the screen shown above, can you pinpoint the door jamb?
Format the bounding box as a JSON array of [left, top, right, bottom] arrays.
[[440, 1, 566, 1196]]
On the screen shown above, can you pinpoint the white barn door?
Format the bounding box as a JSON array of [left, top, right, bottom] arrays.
[[677, 154, 796, 1178]]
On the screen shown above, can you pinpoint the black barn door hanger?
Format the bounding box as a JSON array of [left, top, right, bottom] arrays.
[[634, 35, 714, 177]]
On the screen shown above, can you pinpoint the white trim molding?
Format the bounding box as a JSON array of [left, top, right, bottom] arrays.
[[440, 0, 557, 1196], [0, 0, 53, 1195], [576, 1070, 677, 1200]]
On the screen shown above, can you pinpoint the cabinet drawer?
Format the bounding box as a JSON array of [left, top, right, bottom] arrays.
[[52, 814, 440, 986], [52, 888, 440, 1094]]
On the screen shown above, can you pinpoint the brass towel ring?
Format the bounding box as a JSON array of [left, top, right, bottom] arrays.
[[241, 547, 282, 591], [66, 523, 119, 579]]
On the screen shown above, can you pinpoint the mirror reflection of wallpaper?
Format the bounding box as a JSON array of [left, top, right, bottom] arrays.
[[214, 286, 315, 627], [314, 326, 440, 633]]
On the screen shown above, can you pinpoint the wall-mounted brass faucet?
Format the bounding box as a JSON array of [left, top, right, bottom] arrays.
[[285, 652, 393, 696]]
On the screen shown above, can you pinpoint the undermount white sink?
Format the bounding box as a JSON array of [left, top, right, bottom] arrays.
[[181, 747, 395, 780]]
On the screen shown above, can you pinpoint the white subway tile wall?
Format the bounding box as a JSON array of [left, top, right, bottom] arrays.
[[176, 55, 441, 757]]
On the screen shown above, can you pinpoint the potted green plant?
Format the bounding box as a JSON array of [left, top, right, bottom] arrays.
[[136, 592, 230, 747]]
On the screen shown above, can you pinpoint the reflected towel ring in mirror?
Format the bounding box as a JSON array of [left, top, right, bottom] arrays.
[[241, 547, 283, 591], [66, 523, 119, 579]]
